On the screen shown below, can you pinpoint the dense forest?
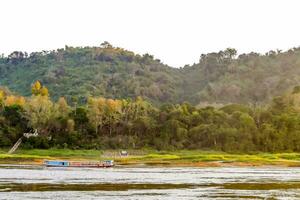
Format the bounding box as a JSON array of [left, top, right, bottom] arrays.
[[2, 43, 300, 152], [1, 81, 300, 152], [2, 42, 300, 106], [0, 42, 182, 105]]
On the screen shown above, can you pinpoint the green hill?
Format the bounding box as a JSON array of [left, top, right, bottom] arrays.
[[0, 43, 183, 105], [1, 43, 300, 105], [182, 48, 300, 105]]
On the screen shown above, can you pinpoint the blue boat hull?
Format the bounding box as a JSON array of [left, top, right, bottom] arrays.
[[44, 160, 114, 168]]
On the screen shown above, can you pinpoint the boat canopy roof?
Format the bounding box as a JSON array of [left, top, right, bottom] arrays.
[[44, 160, 69, 166]]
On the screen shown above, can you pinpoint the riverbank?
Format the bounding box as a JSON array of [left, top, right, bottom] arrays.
[[1, 149, 300, 167]]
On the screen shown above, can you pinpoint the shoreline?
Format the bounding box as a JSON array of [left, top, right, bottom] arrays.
[[1, 149, 300, 167], [1, 160, 299, 168]]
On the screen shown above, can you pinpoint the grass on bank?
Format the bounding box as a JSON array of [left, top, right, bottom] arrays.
[[118, 150, 300, 165], [0, 149, 102, 162], [0, 149, 300, 166]]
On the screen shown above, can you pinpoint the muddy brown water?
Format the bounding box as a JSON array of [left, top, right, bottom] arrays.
[[0, 165, 300, 199]]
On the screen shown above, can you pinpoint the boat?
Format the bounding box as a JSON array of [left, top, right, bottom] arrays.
[[44, 160, 114, 168]]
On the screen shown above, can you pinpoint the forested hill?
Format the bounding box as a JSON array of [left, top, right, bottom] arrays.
[[1, 43, 300, 105], [0, 43, 182, 105], [182, 48, 300, 105]]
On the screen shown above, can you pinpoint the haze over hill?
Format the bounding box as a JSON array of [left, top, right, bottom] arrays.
[[1, 43, 300, 106]]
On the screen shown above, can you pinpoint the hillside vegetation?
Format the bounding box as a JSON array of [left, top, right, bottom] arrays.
[[183, 48, 300, 105], [0, 42, 182, 105], [2, 43, 300, 105], [1, 82, 300, 152]]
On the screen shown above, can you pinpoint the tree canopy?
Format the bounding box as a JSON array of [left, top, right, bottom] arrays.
[[2, 44, 300, 106], [1, 83, 300, 152]]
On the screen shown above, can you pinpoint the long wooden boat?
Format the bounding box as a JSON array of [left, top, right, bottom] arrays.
[[44, 160, 114, 168]]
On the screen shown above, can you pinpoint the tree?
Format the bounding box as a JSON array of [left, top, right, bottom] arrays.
[[66, 119, 75, 133], [31, 81, 42, 95], [105, 99, 122, 135], [224, 48, 237, 59], [23, 95, 58, 135], [0, 90, 4, 101], [8, 51, 26, 64], [57, 97, 69, 118], [87, 97, 106, 134], [4, 95, 25, 107], [100, 41, 113, 49], [31, 81, 49, 96], [0, 90, 4, 111], [3, 105, 27, 128]]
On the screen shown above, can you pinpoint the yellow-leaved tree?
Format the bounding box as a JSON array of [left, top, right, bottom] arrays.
[[87, 97, 106, 134], [0, 90, 4, 101], [0, 90, 4, 109], [23, 95, 58, 135], [31, 81, 49, 96], [105, 99, 122, 135], [4, 95, 26, 107]]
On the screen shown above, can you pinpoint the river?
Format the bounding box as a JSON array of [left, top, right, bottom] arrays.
[[0, 165, 300, 199]]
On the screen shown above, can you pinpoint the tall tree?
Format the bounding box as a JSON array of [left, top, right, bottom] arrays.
[[23, 95, 58, 135]]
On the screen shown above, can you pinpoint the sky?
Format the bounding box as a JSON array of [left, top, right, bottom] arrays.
[[1, 0, 300, 67]]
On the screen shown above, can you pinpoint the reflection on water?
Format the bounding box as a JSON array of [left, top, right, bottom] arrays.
[[0, 165, 300, 199]]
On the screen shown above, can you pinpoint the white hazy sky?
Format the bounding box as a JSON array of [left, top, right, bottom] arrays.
[[1, 0, 300, 67]]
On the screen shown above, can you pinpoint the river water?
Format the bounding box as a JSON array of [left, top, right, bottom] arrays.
[[0, 165, 300, 199]]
